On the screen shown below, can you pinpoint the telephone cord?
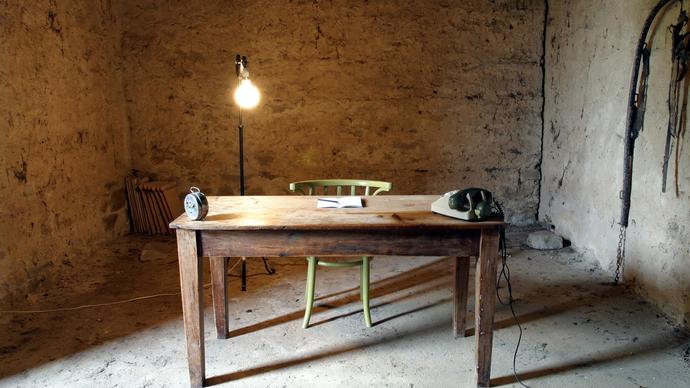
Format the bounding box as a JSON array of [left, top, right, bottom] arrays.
[[497, 226, 531, 388]]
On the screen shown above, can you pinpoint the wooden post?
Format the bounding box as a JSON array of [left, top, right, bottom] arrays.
[[210, 256, 228, 339], [475, 227, 500, 387], [453, 256, 470, 338], [177, 229, 205, 388]]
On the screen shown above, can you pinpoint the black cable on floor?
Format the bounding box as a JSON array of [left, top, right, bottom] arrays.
[[497, 228, 531, 388]]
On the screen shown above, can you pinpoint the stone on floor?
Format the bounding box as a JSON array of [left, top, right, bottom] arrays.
[[526, 230, 564, 250]]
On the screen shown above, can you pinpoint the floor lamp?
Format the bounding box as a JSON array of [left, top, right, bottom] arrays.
[[234, 54, 275, 291]]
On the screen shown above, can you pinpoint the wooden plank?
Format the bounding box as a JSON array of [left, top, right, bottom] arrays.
[[151, 185, 168, 234], [149, 181, 176, 223], [138, 179, 156, 234], [157, 184, 175, 224], [210, 256, 228, 339], [475, 227, 500, 387], [164, 184, 184, 220], [200, 229, 480, 258], [453, 256, 471, 338], [170, 195, 505, 231], [149, 184, 171, 234], [140, 181, 178, 235], [128, 176, 145, 233], [125, 176, 139, 232], [144, 184, 165, 234], [154, 188, 172, 234], [140, 184, 157, 233], [176, 229, 205, 388], [134, 177, 149, 233]]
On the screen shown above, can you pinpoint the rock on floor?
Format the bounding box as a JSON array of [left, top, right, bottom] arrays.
[[526, 230, 564, 250]]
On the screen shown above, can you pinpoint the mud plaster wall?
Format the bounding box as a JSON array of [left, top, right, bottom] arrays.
[[121, 0, 545, 224], [542, 0, 690, 326], [0, 1, 131, 307]]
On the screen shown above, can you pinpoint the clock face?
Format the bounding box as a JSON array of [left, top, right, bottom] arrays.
[[184, 195, 200, 220]]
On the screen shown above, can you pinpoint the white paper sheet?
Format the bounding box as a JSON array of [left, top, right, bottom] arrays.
[[317, 197, 363, 208]]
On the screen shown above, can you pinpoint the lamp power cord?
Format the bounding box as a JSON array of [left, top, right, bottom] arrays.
[[0, 258, 245, 315]]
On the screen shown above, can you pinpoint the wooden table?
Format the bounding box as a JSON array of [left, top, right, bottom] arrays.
[[170, 195, 504, 387]]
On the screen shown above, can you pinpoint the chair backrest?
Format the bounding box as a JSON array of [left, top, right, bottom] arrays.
[[289, 179, 392, 196]]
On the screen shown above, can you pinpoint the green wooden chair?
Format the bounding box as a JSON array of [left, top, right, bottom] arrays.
[[289, 179, 392, 328]]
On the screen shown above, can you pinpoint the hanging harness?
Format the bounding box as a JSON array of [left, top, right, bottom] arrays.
[[663, 10, 690, 194], [616, 0, 688, 284]]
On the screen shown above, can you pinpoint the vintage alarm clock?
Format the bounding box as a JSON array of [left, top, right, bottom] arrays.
[[184, 187, 208, 221]]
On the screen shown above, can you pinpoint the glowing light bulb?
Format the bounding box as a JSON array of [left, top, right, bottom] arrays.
[[234, 79, 260, 109]]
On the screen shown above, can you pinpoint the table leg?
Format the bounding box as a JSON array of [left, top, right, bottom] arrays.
[[453, 256, 470, 338], [177, 229, 205, 388], [210, 256, 228, 339], [475, 228, 500, 387]]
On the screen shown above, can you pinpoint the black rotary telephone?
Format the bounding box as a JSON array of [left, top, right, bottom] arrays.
[[431, 188, 503, 221]]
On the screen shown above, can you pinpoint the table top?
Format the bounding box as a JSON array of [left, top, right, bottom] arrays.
[[170, 195, 505, 231]]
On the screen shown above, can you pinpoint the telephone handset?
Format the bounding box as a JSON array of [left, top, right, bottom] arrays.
[[431, 188, 503, 221]]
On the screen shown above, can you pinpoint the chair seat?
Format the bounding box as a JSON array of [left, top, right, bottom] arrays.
[[312, 256, 369, 268]]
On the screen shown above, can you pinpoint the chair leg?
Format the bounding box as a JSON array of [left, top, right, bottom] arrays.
[[361, 256, 372, 327], [303, 256, 317, 329]]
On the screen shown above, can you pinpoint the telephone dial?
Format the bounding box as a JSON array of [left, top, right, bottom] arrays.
[[431, 188, 503, 221]]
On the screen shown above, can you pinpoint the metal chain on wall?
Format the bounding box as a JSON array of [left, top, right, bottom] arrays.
[[614, 224, 627, 284]]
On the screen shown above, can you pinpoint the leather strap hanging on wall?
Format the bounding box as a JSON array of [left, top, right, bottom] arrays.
[[662, 7, 690, 194]]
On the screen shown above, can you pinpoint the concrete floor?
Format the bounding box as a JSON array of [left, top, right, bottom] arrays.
[[1, 228, 689, 388]]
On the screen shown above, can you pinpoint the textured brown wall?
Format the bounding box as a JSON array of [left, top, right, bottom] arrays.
[[121, 0, 545, 224], [0, 0, 545, 307], [0, 1, 130, 306]]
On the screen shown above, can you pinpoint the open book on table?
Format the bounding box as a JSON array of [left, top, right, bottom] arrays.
[[317, 197, 363, 208]]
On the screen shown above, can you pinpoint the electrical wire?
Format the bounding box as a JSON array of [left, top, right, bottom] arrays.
[[496, 226, 531, 388], [0, 292, 185, 314], [492, 200, 530, 388], [0, 258, 244, 315]]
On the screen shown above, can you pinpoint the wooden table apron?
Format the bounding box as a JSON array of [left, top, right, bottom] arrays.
[[171, 196, 503, 388]]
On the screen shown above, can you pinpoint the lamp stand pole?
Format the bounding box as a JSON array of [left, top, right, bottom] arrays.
[[235, 55, 274, 291], [238, 108, 248, 291], [238, 108, 245, 196]]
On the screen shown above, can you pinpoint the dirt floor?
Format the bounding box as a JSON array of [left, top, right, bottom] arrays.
[[1, 228, 689, 387]]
